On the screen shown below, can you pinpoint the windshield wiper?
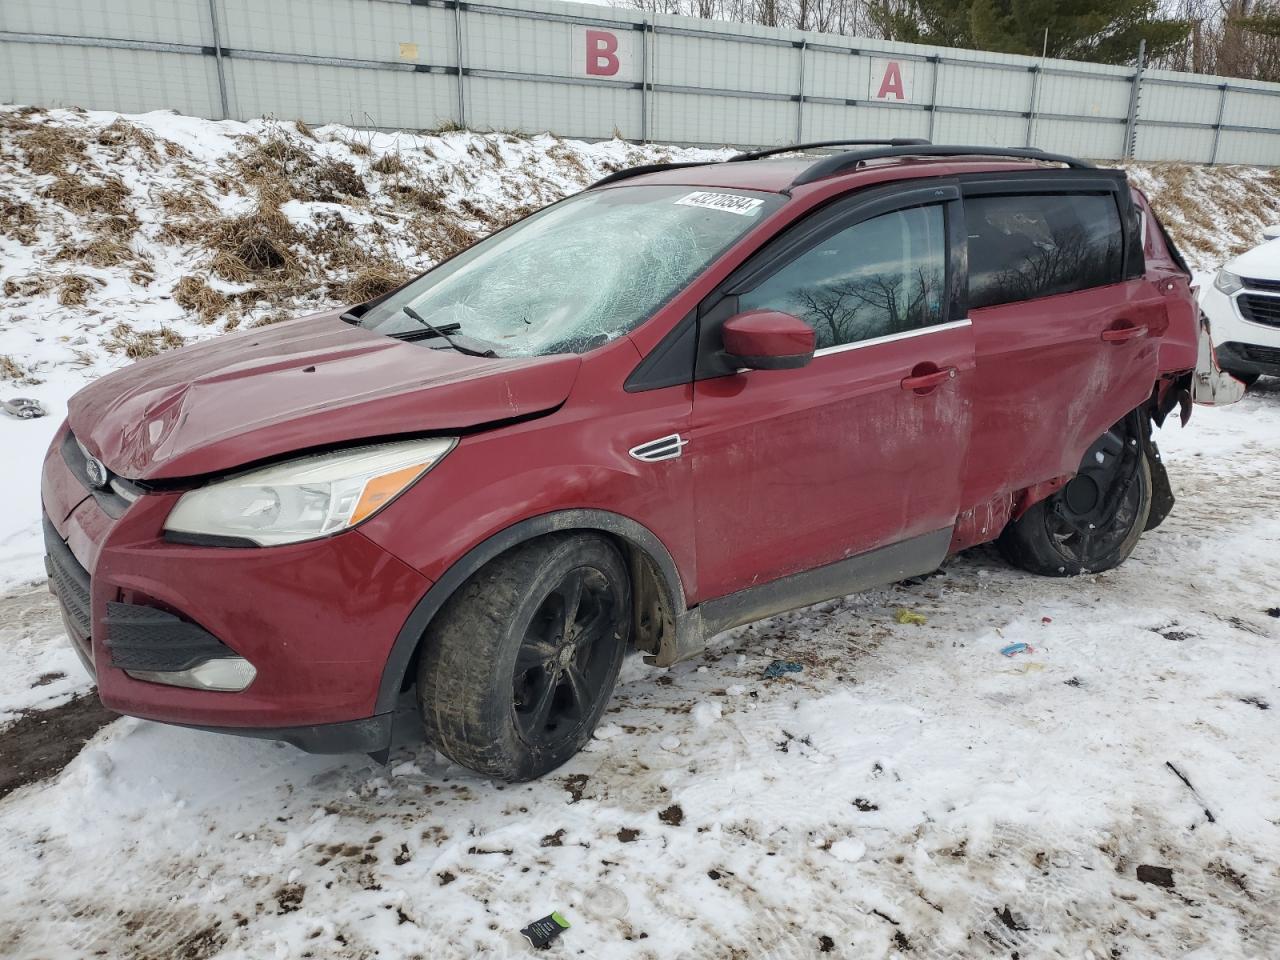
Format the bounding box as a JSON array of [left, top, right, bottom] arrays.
[[401, 305, 495, 358]]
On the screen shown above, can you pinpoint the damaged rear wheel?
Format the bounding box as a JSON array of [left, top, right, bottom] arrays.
[[998, 421, 1152, 577]]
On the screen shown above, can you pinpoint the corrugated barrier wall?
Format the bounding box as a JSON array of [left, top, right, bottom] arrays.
[[2, 0, 1278, 164]]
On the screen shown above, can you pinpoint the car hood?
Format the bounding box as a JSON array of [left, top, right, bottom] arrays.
[[1227, 237, 1280, 280], [68, 311, 581, 480]]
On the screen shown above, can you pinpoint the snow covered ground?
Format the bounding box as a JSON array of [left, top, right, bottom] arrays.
[[2, 107, 1280, 958]]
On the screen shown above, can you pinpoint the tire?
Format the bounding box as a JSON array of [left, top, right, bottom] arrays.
[[417, 533, 631, 782], [998, 422, 1152, 577]]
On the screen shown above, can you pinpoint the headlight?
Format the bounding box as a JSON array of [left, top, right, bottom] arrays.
[[164, 437, 455, 546], [1214, 269, 1243, 295]]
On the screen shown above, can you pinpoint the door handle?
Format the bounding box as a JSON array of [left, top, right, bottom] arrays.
[[1101, 324, 1148, 343], [900, 366, 957, 393]]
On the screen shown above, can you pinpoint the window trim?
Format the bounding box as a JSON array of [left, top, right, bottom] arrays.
[[694, 182, 962, 381], [812, 317, 972, 358], [957, 171, 1144, 313]]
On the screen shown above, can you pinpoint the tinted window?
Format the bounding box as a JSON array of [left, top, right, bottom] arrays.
[[739, 205, 946, 351], [966, 193, 1124, 310]]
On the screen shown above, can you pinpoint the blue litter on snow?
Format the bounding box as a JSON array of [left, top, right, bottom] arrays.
[[1000, 642, 1033, 657], [763, 660, 803, 678]]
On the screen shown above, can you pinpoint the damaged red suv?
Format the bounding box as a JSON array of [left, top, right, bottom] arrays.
[[43, 142, 1207, 781]]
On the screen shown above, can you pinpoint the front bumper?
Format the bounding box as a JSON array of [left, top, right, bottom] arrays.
[[1215, 341, 1280, 378], [1199, 281, 1280, 376], [42, 426, 433, 752]]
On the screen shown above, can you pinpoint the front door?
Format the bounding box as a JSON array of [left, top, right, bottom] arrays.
[[689, 188, 975, 603]]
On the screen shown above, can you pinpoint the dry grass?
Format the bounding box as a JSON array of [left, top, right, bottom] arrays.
[[43, 172, 131, 218], [293, 118, 316, 141], [14, 123, 88, 176], [54, 212, 146, 270], [158, 187, 218, 244], [94, 118, 157, 158], [413, 216, 477, 261], [2, 274, 53, 300], [0, 354, 41, 384], [207, 199, 301, 283], [57, 274, 100, 307], [333, 261, 412, 304], [387, 180, 447, 214], [105, 322, 186, 359], [173, 275, 230, 324], [0, 198, 38, 244], [370, 151, 410, 176], [236, 135, 366, 203]]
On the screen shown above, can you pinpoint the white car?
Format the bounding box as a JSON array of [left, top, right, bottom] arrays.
[[1200, 226, 1280, 385]]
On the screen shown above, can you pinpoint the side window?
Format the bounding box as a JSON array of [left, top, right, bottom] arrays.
[[738, 205, 947, 351], [966, 193, 1124, 310]]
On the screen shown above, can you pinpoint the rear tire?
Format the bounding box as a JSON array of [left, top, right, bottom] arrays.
[[998, 423, 1152, 577], [417, 533, 631, 782]]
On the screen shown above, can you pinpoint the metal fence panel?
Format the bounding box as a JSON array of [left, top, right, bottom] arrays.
[[0, 0, 211, 46], [0, 0, 1277, 165], [0, 40, 222, 117], [223, 57, 456, 132], [1136, 125, 1216, 163], [468, 76, 639, 138]]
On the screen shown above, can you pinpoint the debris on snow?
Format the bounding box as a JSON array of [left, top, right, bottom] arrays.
[[520, 911, 570, 949], [763, 660, 803, 679], [1136, 864, 1176, 888]]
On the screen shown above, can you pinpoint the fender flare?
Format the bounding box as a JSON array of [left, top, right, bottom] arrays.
[[373, 508, 690, 714]]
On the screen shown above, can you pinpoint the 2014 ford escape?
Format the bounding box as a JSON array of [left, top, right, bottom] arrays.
[[43, 141, 1218, 781]]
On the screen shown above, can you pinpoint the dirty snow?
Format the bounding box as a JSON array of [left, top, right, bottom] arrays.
[[2, 106, 1280, 958]]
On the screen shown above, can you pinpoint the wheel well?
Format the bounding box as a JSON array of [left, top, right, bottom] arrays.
[[379, 511, 687, 713]]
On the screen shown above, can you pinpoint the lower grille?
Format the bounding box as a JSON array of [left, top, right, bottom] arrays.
[[1242, 343, 1280, 366], [44, 516, 92, 638], [1239, 293, 1280, 328]]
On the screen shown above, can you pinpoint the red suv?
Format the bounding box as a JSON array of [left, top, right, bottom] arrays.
[[43, 142, 1201, 781]]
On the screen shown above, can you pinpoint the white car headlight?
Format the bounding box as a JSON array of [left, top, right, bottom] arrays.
[[1214, 269, 1243, 295], [164, 437, 455, 546]]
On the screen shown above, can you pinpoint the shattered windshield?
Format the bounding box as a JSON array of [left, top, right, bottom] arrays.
[[358, 185, 782, 356]]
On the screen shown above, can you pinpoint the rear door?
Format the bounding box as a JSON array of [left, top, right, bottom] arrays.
[[958, 176, 1166, 509], [688, 183, 975, 603]]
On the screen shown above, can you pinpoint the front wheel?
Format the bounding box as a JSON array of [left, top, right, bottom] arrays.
[[998, 422, 1152, 577], [417, 533, 631, 782]]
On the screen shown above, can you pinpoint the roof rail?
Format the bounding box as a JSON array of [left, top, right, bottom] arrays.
[[792, 145, 1094, 186], [729, 138, 931, 162], [588, 161, 714, 189]]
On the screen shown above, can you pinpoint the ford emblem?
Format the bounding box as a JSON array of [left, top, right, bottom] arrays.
[[84, 455, 109, 489]]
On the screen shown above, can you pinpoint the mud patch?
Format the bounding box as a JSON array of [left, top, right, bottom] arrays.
[[275, 883, 306, 913], [0, 693, 116, 799]]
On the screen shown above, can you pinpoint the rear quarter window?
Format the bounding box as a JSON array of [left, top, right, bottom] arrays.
[[966, 193, 1124, 310]]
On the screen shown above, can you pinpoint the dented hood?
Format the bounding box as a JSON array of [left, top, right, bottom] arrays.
[[68, 311, 581, 480]]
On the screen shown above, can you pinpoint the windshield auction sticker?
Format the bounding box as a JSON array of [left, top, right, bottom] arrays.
[[675, 192, 764, 216]]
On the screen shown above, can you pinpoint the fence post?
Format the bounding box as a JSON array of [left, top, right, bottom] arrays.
[[1209, 82, 1228, 164], [1025, 65, 1041, 147], [205, 0, 230, 120], [1123, 38, 1145, 160], [453, 0, 467, 129], [640, 20, 650, 143], [796, 39, 806, 143], [926, 56, 940, 141]]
